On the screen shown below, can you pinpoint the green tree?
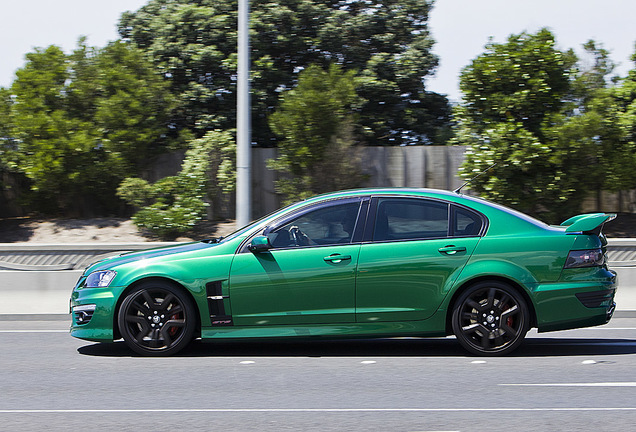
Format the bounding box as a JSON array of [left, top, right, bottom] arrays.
[[9, 45, 100, 214], [0, 88, 17, 171], [268, 64, 366, 202], [4, 41, 175, 215], [607, 45, 636, 191], [556, 41, 628, 200], [541, 41, 635, 206], [454, 29, 619, 222], [0, 87, 25, 216], [118, 129, 235, 239], [118, 0, 450, 146], [88, 41, 178, 173], [457, 29, 576, 139], [318, 0, 450, 144]]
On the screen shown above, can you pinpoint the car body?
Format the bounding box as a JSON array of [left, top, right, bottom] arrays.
[[70, 188, 617, 356]]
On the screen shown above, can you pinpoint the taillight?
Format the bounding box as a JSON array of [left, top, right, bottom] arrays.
[[564, 249, 605, 269]]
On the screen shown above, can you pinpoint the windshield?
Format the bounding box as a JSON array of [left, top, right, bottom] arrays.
[[215, 201, 300, 244]]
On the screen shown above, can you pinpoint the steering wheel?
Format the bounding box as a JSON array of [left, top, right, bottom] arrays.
[[289, 226, 310, 246]]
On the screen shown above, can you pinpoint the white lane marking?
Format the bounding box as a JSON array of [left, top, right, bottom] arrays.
[[239, 361, 255, 365], [529, 327, 636, 331], [0, 330, 68, 333], [361, 361, 376, 364], [581, 360, 597, 364], [500, 382, 636, 387], [471, 361, 487, 364], [529, 341, 636, 347], [0, 407, 635, 414], [1, 327, 635, 334]]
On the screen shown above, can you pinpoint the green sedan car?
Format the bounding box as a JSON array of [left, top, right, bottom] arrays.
[[70, 188, 617, 356]]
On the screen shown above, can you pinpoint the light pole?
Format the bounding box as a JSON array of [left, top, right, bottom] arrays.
[[235, 0, 251, 228]]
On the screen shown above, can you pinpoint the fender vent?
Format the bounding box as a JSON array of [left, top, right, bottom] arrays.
[[206, 281, 233, 326]]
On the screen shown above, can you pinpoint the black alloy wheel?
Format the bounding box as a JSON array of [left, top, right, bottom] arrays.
[[452, 281, 529, 356], [117, 281, 197, 356]]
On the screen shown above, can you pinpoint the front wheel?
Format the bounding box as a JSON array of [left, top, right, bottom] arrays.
[[117, 281, 197, 356], [452, 281, 529, 356]]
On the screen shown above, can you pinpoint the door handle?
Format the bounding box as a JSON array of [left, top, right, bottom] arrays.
[[324, 254, 352, 263], [438, 245, 467, 255]]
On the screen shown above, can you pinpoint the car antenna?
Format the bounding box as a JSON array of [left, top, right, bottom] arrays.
[[453, 163, 497, 194]]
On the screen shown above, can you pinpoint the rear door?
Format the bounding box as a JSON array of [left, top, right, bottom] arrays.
[[356, 197, 482, 322]]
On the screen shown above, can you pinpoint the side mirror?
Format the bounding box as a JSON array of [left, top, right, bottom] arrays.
[[248, 235, 272, 253]]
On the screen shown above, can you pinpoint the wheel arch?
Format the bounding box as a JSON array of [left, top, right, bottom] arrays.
[[113, 276, 201, 341], [445, 275, 537, 335]]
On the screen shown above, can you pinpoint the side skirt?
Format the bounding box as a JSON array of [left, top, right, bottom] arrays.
[[201, 310, 448, 340]]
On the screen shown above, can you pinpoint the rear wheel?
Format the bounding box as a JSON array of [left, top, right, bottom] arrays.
[[452, 281, 529, 356], [117, 281, 197, 356]]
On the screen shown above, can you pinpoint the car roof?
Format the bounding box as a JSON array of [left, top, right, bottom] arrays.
[[302, 188, 552, 235], [305, 187, 462, 203]]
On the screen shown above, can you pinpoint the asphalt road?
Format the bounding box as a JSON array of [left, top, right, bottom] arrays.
[[1, 316, 635, 432]]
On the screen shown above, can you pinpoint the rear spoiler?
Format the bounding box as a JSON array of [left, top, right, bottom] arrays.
[[560, 213, 617, 234]]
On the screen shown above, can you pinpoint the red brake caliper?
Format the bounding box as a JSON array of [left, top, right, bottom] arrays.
[[169, 313, 179, 336]]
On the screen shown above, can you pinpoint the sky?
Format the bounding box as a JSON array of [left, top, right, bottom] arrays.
[[1, 0, 636, 101]]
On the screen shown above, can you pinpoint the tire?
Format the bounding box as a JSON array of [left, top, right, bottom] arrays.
[[451, 281, 529, 356], [117, 280, 197, 356]]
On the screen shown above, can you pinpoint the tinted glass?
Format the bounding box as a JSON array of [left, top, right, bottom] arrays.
[[269, 202, 360, 248], [373, 198, 449, 241], [454, 206, 483, 236]]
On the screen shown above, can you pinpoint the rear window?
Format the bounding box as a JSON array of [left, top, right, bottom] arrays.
[[373, 198, 449, 241], [453, 206, 483, 237]]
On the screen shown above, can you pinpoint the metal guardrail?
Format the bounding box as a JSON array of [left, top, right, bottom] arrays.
[[0, 239, 635, 271], [605, 239, 636, 267], [0, 243, 177, 271]]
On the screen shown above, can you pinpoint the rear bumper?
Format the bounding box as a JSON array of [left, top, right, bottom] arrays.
[[575, 288, 616, 308], [533, 268, 617, 333], [606, 301, 616, 320]]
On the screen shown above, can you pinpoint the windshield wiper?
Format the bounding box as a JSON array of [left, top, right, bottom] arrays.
[[200, 237, 223, 244], [200, 236, 224, 244]]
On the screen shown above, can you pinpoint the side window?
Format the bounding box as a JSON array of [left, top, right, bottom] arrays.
[[268, 202, 360, 248], [373, 198, 449, 241], [453, 206, 483, 237]]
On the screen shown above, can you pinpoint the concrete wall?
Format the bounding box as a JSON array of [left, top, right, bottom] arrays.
[[250, 146, 636, 219], [248, 146, 471, 219], [0, 270, 82, 314]]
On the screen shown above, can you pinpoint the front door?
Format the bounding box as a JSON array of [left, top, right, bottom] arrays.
[[229, 200, 362, 326]]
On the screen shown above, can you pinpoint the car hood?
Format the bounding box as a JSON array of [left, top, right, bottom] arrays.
[[84, 242, 217, 274]]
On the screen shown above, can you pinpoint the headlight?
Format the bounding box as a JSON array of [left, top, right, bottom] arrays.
[[85, 270, 117, 287], [564, 249, 605, 269]]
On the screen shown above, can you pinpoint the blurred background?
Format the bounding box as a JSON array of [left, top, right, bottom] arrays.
[[2, 0, 636, 241]]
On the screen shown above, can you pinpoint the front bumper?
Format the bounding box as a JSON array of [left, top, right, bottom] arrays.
[[70, 285, 123, 341]]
